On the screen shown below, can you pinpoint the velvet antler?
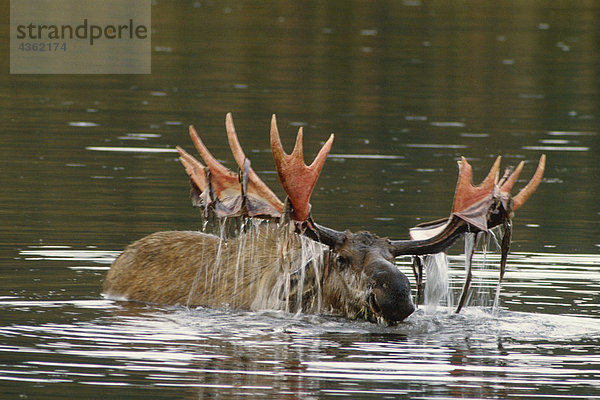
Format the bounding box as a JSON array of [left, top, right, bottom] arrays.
[[225, 113, 283, 217], [223, 113, 284, 217], [177, 117, 285, 219], [452, 156, 501, 231], [398, 155, 545, 313], [446, 154, 545, 231], [179, 125, 245, 217], [511, 154, 546, 211], [176, 115, 545, 262], [395, 155, 546, 255], [270, 115, 334, 222]]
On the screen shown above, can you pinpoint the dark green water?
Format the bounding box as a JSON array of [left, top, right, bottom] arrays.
[[2, 1, 599, 399]]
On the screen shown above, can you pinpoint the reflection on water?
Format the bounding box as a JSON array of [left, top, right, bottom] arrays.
[[2, 0, 599, 398], [2, 299, 600, 399], [2, 248, 600, 398]]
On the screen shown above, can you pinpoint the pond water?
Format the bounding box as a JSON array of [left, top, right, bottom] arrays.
[[2, 1, 599, 399]]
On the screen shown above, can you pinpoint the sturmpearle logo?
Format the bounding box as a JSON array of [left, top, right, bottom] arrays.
[[10, 0, 151, 74]]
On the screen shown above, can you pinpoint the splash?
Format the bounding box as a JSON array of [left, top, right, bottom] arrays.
[[423, 252, 451, 313], [422, 226, 506, 314]]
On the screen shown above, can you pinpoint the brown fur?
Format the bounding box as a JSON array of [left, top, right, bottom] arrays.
[[103, 222, 414, 322], [104, 223, 330, 313]]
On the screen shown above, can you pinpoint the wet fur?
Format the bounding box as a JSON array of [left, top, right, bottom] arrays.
[[104, 222, 413, 321], [104, 223, 370, 316]]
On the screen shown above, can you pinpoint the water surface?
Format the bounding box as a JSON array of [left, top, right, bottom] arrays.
[[2, 1, 599, 398]]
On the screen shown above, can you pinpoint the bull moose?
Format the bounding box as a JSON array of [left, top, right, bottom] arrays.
[[103, 114, 545, 324]]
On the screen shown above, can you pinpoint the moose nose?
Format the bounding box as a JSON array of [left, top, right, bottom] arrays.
[[369, 263, 415, 323]]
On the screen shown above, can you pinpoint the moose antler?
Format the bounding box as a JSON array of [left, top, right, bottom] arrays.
[[452, 156, 501, 231], [400, 154, 545, 312], [270, 115, 334, 222], [405, 155, 546, 243], [224, 113, 284, 215], [176, 116, 284, 218], [510, 154, 546, 211], [177, 114, 545, 256]]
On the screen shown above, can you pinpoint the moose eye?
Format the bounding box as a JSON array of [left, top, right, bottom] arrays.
[[336, 255, 350, 270]]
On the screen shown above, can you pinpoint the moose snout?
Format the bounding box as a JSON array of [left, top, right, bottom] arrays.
[[367, 262, 415, 323]]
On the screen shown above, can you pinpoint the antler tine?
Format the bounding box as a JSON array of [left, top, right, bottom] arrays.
[[513, 154, 546, 211], [188, 125, 240, 197], [177, 145, 208, 191], [499, 160, 524, 193], [225, 113, 283, 211], [309, 130, 334, 175], [270, 114, 334, 222], [188, 125, 236, 179], [453, 156, 501, 214], [225, 112, 247, 167], [270, 115, 286, 164]]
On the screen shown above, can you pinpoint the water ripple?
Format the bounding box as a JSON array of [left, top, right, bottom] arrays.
[[2, 251, 600, 398]]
